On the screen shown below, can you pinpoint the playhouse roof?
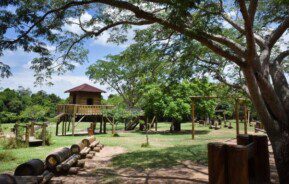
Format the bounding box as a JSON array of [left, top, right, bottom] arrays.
[[65, 83, 106, 93]]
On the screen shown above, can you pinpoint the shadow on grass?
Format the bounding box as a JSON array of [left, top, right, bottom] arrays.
[[136, 129, 210, 135], [112, 144, 207, 171]]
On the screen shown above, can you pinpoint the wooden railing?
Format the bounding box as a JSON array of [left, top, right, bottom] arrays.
[[57, 104, 114, 115]]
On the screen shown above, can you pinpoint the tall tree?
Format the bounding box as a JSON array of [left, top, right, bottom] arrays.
[[86, 43, 165, 107], [1, 0, 289, 180]]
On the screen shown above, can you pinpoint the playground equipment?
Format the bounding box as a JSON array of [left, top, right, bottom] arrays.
[[235, 98, 250, 135], [14, 122, 48, 146], [208, 134, 270, 184]]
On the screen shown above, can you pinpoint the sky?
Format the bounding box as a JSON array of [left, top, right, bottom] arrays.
[[0, 12, 135, 99]]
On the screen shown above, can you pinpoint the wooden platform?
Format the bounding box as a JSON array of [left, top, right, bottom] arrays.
[[22, 136, 43, 146]]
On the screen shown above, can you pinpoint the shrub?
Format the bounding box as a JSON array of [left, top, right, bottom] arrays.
[[0, 150, 16, 162], [141, 142, 150, 148], [112, 133, 120, 137], [0, 137, 26, 149]]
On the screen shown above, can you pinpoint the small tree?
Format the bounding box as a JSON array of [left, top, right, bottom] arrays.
[[20, 105, 48, 122]]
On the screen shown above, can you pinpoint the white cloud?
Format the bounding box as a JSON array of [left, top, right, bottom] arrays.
[[63, 12, 93, 35]]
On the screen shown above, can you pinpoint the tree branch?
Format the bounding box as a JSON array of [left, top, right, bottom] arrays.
[[268, 17, 289, 49], [237, 0, 257, 60], [274, 50, 289, 64]]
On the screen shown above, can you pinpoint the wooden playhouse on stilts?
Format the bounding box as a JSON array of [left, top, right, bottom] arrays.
[[55, 84, 113, 136]]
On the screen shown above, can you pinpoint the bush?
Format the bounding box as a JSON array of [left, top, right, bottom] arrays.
[[0, 150, 16, 162], [112, 133, 120, 137], [0, 137, 26, 149], [141, 142, 150, 148]]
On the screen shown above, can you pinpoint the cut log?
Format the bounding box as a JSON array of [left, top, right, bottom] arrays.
[[86, 154, 93, 159], [45, 147, 71, 170], [70, 142, 85, 154], [208, 142, 227, 184], [14, 176, 43, 184], [57, 154, 80, 173], [99, 143, 104, 149], [80, 147, 91, 156], [41, 170, 54, 184], [89, 151, 96, 155], [68, 167, 79, 175], [0, 174, 17, 184], [93, 147, 101, 152], [75, 160, 85, 168], [89, 140, 100, 148], [14, 159, 45, 176], [81, 136, 96, 147]]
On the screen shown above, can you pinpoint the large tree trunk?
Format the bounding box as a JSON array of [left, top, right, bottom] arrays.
[[270, 131, 289, 183], [242, 66, 289, 182]]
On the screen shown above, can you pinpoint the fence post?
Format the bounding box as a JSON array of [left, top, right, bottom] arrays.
[[227, 145, 249, 184], [208, 142, 227, 184], [252, 135, 270, 183]]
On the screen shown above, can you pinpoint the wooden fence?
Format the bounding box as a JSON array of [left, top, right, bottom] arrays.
[[208, 134, 270, 184]]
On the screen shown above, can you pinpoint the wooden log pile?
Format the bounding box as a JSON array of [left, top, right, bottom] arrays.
[[208, 134, 270, 184], [0, 136, 105, 184]]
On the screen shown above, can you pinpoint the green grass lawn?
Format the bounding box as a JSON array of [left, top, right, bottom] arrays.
[[0, 121, 254, 173]]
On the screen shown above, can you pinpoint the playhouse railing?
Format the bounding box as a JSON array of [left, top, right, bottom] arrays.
[[57, 104, 114, 115]]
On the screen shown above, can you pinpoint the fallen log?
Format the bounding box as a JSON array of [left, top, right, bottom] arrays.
[[0, 174, 17, 184], [89, 140, 99, 148], [81, 136, 96, 147], [86, 153, 93, 159], [56, 154, 80, 173], [14, 159, 45, 176], [68, 167, 79, 175], [93, 147, 101, 152], [89, 151, 96, 156], [70, 142, 85, 154], [80, 147, 91, 156], [75, 160, 85, 168], [41, 170, 54, 184], [45, 147, 71, 170], [99, 143, 104, 149]]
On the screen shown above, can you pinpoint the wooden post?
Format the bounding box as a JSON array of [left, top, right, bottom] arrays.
[[191, 100, 195, 140], [100, 116, 103, 133], [252, 135, 270, 183], [42, 124, 46, 146], [72, 105, 76, 136], [244, 105, 248, 135], [208, 143, 227, 184], [25, 125, 29, 146], [61, 121, 64, 136], [56, 121, 59, 136], [67, 121, 70, 132], [227, 145, 249, 184], [64, 121, 67, 136], [235, 99, 240, 135]]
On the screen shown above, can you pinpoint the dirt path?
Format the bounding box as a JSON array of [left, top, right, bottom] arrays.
[[54, 146, 209, 184], [53, 142, 279, 184]]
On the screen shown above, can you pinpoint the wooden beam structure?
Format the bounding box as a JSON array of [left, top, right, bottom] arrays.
[[190, 96, 218, 140], [235, 98, 250, 135]]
